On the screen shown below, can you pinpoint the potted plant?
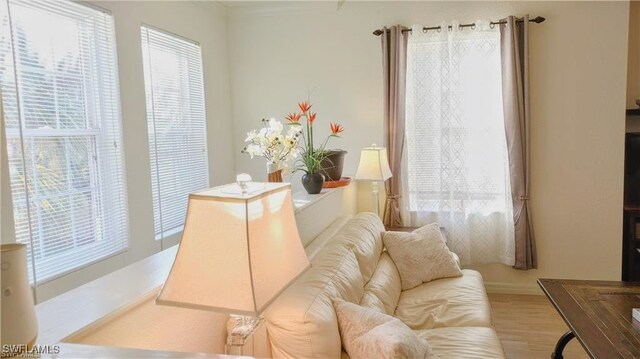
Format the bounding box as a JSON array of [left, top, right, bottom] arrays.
[[319, 148, 347, 182], [287, 101, 344, 194]]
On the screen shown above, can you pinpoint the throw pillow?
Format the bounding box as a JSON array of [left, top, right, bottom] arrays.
[[383, 223, 462, 290], [332, 297, 437, 359]]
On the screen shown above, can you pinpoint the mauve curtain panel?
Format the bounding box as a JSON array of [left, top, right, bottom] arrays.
[[500, 15, 537, 269], [381, 26, 408, 228]]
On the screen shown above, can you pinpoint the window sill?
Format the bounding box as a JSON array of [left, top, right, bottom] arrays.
[[292, 187, 341, 214]]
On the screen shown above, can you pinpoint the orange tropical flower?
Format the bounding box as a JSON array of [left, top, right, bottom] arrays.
[[308, 112, 317, 124], [285, 112, 301, 123], [298, 101, 312, 114], [330, 123, 344, 135]]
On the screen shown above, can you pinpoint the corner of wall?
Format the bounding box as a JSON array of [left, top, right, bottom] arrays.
[[627, 1, 639, 108]]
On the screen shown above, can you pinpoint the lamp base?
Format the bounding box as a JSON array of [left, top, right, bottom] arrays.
[[225, 315, 263, 356], [372, 181, 380, 218]]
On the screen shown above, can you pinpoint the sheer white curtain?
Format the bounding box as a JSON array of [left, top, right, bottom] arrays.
[[403, 21, 515, 265]]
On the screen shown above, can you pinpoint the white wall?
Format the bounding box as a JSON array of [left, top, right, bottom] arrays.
[[227, 1, 630, 292], [22, 1, 235, 302], [628, 1, 639, 109]]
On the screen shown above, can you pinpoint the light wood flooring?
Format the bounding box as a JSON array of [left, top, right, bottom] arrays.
[[488, 293, 589, 359]]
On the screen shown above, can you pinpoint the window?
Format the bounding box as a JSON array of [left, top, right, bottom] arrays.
[[141, 25, 208, 240], [0, 0, 128, 282], [404, 22, 514, 265]]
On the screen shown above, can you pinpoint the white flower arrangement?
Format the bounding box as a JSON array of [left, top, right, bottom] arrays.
[[242, 118, 303, 172]]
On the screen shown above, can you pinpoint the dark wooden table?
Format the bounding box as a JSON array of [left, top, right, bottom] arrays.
[[538, 279, 640, 359]]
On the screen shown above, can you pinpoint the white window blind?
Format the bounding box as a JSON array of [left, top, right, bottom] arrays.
[[0, 0, 129, 283], [141, 25, 208, 240]]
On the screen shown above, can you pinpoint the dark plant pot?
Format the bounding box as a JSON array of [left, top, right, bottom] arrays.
[[320, 150, 347, 182], [301, 173, 325, 194]]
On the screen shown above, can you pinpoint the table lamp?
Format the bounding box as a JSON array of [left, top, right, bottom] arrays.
[[156, 178, 310, 355], [355, 144, 392, 217], [1, 244, 38, 356]]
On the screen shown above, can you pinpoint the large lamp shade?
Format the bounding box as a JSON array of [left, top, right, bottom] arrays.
[[156, 183, 310, 316]]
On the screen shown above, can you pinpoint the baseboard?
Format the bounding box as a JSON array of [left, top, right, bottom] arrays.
[[484, 281, 543, 296]]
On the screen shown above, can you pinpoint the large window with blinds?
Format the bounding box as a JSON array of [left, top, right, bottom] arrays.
[[140, 25, 208, 240], [0, 0, 129, 282]]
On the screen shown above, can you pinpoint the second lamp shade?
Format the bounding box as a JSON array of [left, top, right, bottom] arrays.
[[355, 146, 393, 181]]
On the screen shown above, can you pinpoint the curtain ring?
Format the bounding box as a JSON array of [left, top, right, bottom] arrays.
[[458, 24, 463, 30], [437, 26, 441, 33], [422, 27, 428, 34], [471, 24, 476, 30], [489, 22, 495, 29]]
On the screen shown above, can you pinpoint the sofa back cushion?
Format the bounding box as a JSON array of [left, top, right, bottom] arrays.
[[360, 252, 402, 315], [383, 225, 462, 291], [332, 213, 385, 283], [264, 245, 364, 358]]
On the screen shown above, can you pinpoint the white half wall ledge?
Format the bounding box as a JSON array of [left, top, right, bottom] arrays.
[[35, 246, 178, 347], [293, 183, 358, 247]]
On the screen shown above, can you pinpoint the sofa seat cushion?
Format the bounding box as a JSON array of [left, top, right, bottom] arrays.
[[416, 327, 505, 358], [340, 327, 505, 359], [395, 270, 492, 329], [333, 298, 437, 359]]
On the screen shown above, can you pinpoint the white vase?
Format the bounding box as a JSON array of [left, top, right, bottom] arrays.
[[1, 243, 38, 354], [267, 162, 283, 183]]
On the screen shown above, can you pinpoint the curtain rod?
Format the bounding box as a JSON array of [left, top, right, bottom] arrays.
[[373, 16, 545, 36]]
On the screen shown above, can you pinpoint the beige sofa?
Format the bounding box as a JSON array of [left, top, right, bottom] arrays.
[[263, 212, 506, 358]]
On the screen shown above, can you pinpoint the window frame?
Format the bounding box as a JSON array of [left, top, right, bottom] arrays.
[[140, 23, 209, 241], [0, 0, 129, 284]]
